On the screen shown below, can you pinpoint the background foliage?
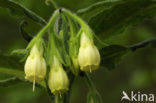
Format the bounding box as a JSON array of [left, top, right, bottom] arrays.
[[0, 0, 156, 103]]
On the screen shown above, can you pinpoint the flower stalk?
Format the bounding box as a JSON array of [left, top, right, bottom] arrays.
[[26, 10, 60, 50]]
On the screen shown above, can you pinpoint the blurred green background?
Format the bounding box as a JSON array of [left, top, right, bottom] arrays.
[[0, 0, 156, 103]]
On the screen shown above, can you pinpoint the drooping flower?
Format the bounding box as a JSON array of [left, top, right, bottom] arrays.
[[24, 45, 46, 91], [78, 32, 100, 72], [48, 56, 69, 95]]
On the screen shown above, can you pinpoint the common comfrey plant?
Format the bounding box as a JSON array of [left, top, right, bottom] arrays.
[[1, 0, 156, 103], [23, 8, 102, 103]]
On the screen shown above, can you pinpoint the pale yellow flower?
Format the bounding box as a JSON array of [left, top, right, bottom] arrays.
[[78, 33, 100, 72], [48, 56, 69, 95], [24, 45, 46, 91]]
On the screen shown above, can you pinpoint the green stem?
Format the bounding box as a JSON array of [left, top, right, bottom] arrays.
[[48, 14, 60, 60], [55, 95, 64, 103], [62, 9, 86, 27], [26, 10, 59, 49], [51, 0, 59, 9], [85, 73, 96, 92], [62, 8, 93, 39], [65, 15, 76, 38], [37, 11, 59, 38], [45, 0, 58, 9]]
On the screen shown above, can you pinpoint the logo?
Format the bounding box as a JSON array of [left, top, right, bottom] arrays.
[[121, 91, 155, 102]]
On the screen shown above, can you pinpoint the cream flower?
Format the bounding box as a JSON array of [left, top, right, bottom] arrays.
[[78, 33, 100, 72], [48, 56, 69, 95], [24, 45, 46, 91]]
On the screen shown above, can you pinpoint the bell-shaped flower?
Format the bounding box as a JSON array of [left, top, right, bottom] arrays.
[[24, 45, 46, 91], [48, 56, 69, 95], [78, 32, 100, 72]]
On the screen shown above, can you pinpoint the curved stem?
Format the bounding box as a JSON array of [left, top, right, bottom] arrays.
[[26, 10, 59, 49], [37, 10, 59, 38], [62, 9, 86, 27], [51, 0, 59, 9], [84, 73, 103, 102], [85, 73, 96, 92], [62, 9, 94, 39]]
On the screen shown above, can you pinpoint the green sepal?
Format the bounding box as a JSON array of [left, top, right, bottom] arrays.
[[68, 30, 82, 75]]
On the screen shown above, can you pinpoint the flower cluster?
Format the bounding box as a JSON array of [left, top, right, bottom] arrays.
[[24, 9, 101, 97]]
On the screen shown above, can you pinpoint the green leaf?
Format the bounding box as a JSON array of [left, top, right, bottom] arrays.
[[93, 34, 108, 49], [0, 62, 46, 88], [0, 51, 24, 70], [0, 77, 23, 87], [78, 0, 156, 39], [0, 68, 46, 88], [0, 50, 45, 87], [0, 50, 25, 84], [77, 0, 121, 22], [0, 0, 47, 25], [100, 45, 130, 70], [0, 67, 24, 78]]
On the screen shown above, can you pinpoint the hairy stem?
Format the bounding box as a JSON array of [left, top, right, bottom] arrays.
[[62, 8, 94, 39], [26, 10, 60, 49]]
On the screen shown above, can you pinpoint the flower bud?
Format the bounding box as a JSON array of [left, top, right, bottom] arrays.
[[78, 33, 100, 72], [69, 37, 80, 76], [24, 45, 46, 91], [87, 91, 102, 103], [48, 56, 69, 95], [71, 58, 79, 76]]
